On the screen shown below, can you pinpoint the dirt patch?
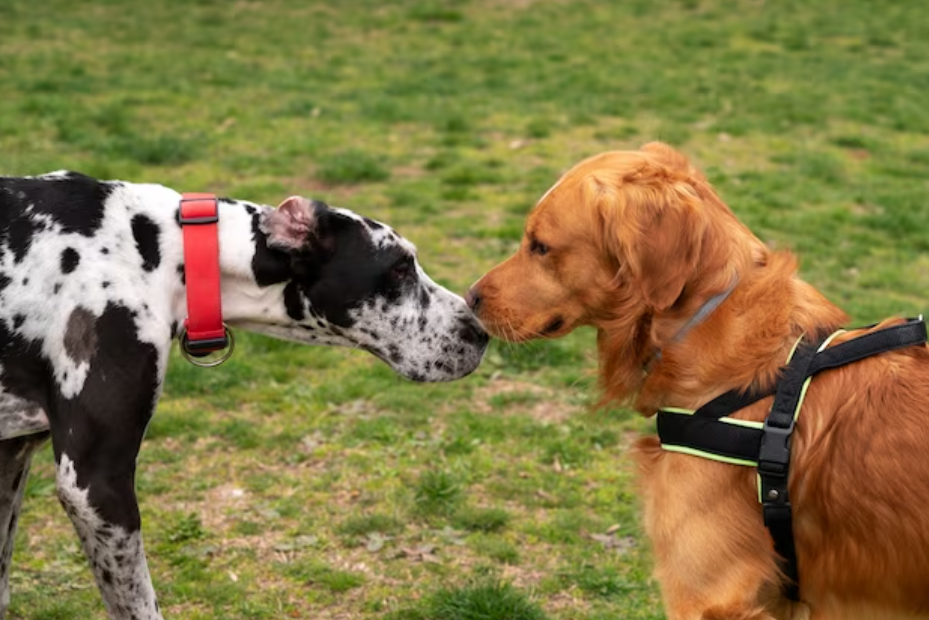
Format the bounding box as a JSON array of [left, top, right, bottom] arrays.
[[199, 482, 251, 533], [473, 378, 580, 424]]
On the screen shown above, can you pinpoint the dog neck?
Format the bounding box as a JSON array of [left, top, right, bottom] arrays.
[[173, 199, 293, 332], [633, 252, 849, 414], [646, 276, 739, 370]]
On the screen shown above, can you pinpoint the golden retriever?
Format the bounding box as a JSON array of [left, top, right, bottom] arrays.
[[467, 142, 929, 620]]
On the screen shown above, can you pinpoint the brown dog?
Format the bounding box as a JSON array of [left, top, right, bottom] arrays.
[[467, 142, 929, 620]]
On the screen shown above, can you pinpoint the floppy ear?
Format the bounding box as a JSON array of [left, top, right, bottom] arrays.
[[596, 170, 707, 312], [261, 196, 323, 251]]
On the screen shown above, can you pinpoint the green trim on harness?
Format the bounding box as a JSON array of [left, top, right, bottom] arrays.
[[754, 330, 844, 501], [658, 407, 764, 465], [661, 444, 759, 467], [657, 331, 845, 461]]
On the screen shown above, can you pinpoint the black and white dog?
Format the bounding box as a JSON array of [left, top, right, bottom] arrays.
[[0, 171, 488, 619]]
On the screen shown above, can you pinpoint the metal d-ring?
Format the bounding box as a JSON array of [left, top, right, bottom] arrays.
[[180, 326, 235, 368]]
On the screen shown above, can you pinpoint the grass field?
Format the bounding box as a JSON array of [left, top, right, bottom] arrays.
[[2, 0, 929, 618]]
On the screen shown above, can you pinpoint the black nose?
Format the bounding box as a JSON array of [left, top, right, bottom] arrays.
[[459, 318, 489, 346], [465, 288, 482, 312]]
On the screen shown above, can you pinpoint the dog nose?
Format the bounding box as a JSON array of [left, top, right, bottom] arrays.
[[465, 287, 482, 312], [458, 318, 489, 346]]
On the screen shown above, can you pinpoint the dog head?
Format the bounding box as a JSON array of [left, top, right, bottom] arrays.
[[467, 142, 764, 398], [245, 196, 488, 382]]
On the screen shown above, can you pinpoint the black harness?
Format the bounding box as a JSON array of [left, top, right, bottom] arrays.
[[656, 318, 928, 601]]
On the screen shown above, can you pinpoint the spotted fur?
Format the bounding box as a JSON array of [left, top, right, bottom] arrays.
[[0, 172, 487, 619]]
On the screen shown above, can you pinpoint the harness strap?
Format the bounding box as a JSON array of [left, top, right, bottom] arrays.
[[656, 317, 927, 601], [656, 412, 763, 465], [758, 337, 823, 601], [807, 318, 927, 376], [688, 319, 928, 422]]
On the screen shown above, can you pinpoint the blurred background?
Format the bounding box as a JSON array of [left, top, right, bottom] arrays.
[[1, 1, 927, 618]]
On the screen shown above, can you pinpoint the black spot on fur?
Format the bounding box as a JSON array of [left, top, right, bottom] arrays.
[[0, 174, 110, 242], [363, 217, 384, 230], [283, 282, 305, 321], [131, 214, 161, 272], [7, 217, 38, 262], [102, 281, 110, 289], [101, 247, 109, 255], [249, 211, 292, 287], [361, 328, 380, 341], [419, 287, 431, 309], [176, 263, 185, 285], [60, 247, 80, 274], [0, 273, 9, 291], [53, 283, 61, 295]]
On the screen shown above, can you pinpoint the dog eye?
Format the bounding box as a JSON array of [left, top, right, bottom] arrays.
[[529, 239, 549, 256], [391, 256, 415, 280]]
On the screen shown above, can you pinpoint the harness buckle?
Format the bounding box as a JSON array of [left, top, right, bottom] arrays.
[[757, 420, 794, 478]]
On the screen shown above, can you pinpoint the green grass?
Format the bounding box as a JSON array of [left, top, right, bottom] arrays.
[[316, 150, 391, 185], [452, 506, 511, 533], [389, 578, 548, 620], [2, 0, 929, 618], [413, 469, 465, 518]]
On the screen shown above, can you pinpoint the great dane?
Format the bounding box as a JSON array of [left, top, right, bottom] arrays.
[[0, 171, 488, 618]]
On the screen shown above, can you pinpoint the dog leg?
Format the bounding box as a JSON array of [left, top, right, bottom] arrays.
[[54, 450, 161, 620], [47, 334, 166, 620], [654, 530, 789, 620], [637, 446, 784, 620], [0, 433, 48, 618], [660, 579, 780, 620], [652, 518, 785, 620]]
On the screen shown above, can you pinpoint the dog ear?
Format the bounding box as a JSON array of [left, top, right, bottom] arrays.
[[629, 189, 705, 311], [595, 165, 706, 312], [262, 196, 323, 251]]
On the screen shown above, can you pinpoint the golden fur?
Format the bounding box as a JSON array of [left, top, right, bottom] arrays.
[[468, 142, 929, 619]]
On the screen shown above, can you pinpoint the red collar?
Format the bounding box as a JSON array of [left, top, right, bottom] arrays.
[[179, 193, 232, 364]]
